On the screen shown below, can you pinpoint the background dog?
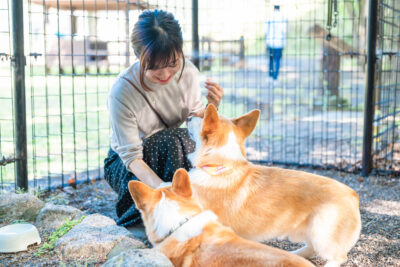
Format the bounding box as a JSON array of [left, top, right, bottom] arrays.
[[128, 168, 315, 267], [187, 104, 361, 267]]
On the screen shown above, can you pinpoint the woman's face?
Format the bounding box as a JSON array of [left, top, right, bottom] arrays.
[[145, 58, 181, 85]]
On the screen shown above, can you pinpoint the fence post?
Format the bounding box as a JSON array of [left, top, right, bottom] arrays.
[[192, 0, 199, 69], [362, 0, 378, 177], [11, 0, 28, 190]]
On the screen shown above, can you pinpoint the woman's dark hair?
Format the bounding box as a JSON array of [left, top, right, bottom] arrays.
[[131, 9, 185, 91]]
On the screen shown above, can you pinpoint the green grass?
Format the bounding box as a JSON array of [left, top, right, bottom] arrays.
[[34, 216, 85, 257], [0, 66, 113, 183]]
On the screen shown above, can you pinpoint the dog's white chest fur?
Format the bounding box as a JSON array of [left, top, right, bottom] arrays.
[[188, 168, 211, 187], [174, 211, 218, 242]]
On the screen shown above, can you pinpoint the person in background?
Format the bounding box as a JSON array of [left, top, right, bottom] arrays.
[[265, 5, 288, 80], [104, 10, 223, 227]]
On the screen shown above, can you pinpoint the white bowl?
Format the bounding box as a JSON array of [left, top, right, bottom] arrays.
[[0, 223, 41, 253]]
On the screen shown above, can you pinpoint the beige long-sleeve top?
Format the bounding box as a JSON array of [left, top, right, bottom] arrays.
[[108, 59, 204, 169]]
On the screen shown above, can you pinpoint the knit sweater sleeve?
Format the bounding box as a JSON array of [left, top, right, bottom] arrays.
[[108, 88, 143, 169]]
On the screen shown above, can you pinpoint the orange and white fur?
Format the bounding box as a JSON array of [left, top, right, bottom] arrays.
[[128, 169, 315, 267], [187, 104, 361, 267]]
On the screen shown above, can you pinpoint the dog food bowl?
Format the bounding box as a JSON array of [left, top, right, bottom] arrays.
[[0, 223, 41, 253]]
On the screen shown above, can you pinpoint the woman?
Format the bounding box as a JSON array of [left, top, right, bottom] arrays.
[[104, 9, 223, 227]]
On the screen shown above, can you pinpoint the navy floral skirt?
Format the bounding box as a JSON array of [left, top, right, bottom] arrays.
[[104, 128, 195, 227]]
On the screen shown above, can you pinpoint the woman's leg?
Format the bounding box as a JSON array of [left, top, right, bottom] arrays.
[[104, 148, 142, 226], [103, 128, 195, 227], [268, 47, 274, 78], [274, 48, 283, 79], [142, 128, 195, 182]]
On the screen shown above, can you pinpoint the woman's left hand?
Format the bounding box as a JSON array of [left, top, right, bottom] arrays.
[[205, 80, 223, 108]]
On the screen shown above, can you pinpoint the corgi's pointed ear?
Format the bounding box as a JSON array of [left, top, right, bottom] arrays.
[[172, 168, 192, 198], [202, 104, 220, 135], [232, 109, 260, 138], [128, 180, 154, 210]]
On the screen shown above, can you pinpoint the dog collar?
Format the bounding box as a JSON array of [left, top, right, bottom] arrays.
[[154, 211, 218, 244], [155, 217, 190, 244], [200, 165, 230, 175]]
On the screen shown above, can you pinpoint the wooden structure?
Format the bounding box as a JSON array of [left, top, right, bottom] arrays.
[[31, 0, 151, 11], [31, 0, 155, 72], [200, 36, 245, 71], [308, 24, 359, 99]]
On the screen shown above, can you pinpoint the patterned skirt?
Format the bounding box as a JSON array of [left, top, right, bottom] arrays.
[[103, 128, 195, 227]]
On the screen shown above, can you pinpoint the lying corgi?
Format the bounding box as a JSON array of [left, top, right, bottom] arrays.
[[128, 168, 315, 267], [187, 104, 361, 267]]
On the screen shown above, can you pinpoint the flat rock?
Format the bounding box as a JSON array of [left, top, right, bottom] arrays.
[[54, 214, 144, 260], [103, 249, 173, 267], [45, 192, 71, 205], [35, 203, 83, 230], [107, 237, 146, 259], [0, 193, 44, 223]]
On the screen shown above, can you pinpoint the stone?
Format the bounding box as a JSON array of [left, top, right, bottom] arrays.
[[0, 193, 44, 224], [107, 237, 146, 259], [45, 192, 70, 205], [54, 214, 144, 260], [103, 249, 173, 267], [35, 203, 83, 230]]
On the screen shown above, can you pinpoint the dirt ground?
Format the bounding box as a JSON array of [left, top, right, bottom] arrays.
[[1, 166, 399, 266]]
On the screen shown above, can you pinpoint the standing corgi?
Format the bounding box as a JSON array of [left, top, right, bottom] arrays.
[[187, 104, 361, 267], [128, 168, 315, 267]]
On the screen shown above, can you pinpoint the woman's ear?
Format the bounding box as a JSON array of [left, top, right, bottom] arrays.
[[172, 168, 192, 198]]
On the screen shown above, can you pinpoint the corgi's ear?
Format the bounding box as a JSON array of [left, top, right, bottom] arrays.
[[202, 104, 220, 135], [172, 168, 192, 198], [128, 180, 155, 210], [232, 109, 260, 138]]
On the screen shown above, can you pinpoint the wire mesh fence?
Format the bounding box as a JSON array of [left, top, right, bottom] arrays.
[[0, 0, 16, 191], [23, 0, 193, 191], [0, 0, 399, 192], [198, 0, 367, 171], [373, 0, 400, 174]]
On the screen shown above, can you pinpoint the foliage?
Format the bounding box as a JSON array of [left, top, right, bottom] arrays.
[[14, 186, 45, 198], [34, 216, 85, 257], [11, 219, 26, 224], [15, 187, 27, 194]]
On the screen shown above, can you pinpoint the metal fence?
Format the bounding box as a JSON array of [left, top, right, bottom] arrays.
[[0, 0, 15, 190], [0, 0, 399, 192], [371, 0, 400, 174], [195, 0, 373, 174]]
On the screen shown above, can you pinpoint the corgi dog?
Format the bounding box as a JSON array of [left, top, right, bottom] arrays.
[[187, 104, 361, 267], [128, 168, 315, 267]]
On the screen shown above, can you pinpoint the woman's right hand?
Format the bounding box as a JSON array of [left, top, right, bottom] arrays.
[[129, 159, 164, 188], [205, 79, 223, 108]]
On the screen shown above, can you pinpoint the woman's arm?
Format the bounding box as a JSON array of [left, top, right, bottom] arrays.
[[129, 159, 163, 188], [109, 90, 163, 188]]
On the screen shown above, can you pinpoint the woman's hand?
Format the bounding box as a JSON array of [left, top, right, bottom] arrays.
[[205, 79, 223, 108], [129, 159, 164, 188]]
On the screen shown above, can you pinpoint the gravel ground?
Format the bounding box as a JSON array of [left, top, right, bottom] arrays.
[[1, 166, 399, 266]]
